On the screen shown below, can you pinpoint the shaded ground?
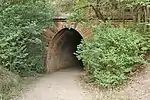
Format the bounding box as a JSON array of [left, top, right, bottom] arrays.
[[15, 67, 93, 100], [15, 64, 150, 100]]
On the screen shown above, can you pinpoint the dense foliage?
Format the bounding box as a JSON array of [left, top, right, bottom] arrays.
[[0, 0, 54, 76], [125, 23, 150, 52], [76, 24, 146, 87]]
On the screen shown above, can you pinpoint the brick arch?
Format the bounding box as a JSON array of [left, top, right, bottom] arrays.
[[46, 28, 83, 72], [53, 19, 92, 39], [43, 19, 92, 72]]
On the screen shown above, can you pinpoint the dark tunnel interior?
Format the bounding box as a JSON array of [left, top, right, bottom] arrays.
[[52, 28, 83, 69]]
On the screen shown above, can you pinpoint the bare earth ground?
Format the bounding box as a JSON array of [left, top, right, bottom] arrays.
[[81, 64, 150, 100], [15, 65, 150, 100], [15, 67, 93, 100]]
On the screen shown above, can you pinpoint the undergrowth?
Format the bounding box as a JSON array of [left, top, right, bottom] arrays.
[[76, 23, 147, 88], [0, 0, 54, 99], [0, 0, 54, 76], [125, 23, 150, 53]]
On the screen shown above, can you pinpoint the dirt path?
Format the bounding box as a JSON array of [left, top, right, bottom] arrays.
[[81, 64, 150, 100], [16, 67, 93, 100], [15, 64, 150, 100]]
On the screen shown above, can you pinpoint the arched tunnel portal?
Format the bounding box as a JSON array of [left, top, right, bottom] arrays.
[[46, 28, 83, 72]]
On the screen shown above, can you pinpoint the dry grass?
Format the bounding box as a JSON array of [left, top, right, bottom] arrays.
[[0, 66, 21, 100]]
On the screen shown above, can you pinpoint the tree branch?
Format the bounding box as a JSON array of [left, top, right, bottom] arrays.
[[90, 4, 106, 22], [74, 3, 106, 22]]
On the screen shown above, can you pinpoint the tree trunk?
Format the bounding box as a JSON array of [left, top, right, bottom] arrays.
[[138, 8, 141, 23], [147, 7, 150, 30], [90, 0, 106, 22], [144, 6, 147, 32]]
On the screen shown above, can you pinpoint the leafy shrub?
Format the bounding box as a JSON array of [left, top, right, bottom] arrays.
[[0, 0, 54, 76], [76, 24, 146, 87], [125, 23, 150, 53], [0, 66, 21, 100], [139, 35, 150, 53]]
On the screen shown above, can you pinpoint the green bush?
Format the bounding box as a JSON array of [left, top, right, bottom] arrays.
[[76, 24, 146, 87], [139, 35, 150, 53], [125, 23, 150, 53], [0, 66, 21, 100], [0, 0, 54, 76]]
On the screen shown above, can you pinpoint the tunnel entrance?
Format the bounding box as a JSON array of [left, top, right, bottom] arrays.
[[47, 28, 83, 72]]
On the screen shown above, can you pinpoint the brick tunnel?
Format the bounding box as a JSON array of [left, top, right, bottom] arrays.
[[46, 28, 84, 72]]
